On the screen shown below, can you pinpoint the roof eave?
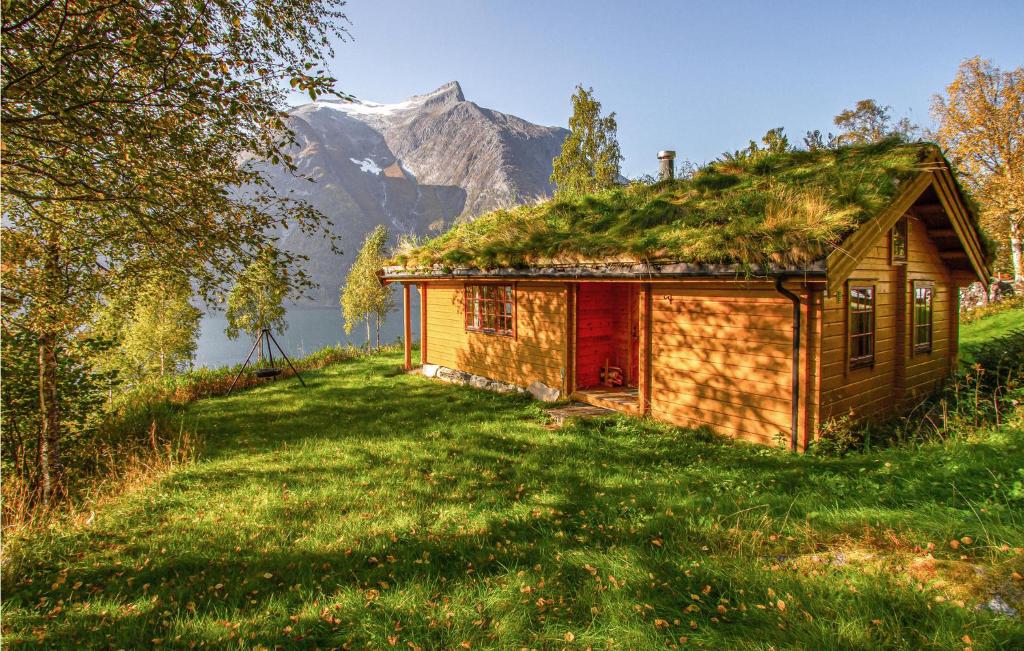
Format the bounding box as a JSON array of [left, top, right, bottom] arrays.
[[381, 260, 828, 282]]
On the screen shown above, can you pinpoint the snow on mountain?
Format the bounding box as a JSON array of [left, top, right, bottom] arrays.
[[316, 98, 419, 118], [349, 157, 383, 175]]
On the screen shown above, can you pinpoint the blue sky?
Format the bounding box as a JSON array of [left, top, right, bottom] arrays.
[[304, 0, 1024, 178]]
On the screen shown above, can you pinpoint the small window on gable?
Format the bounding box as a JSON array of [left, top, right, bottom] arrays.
[[465, 284, 514, 336], [891, 215, 908, 263], [848, 284, 875, 370], [913, 282, 934, 353]]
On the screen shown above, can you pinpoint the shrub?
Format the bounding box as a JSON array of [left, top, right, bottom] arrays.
[[960, 293, 1024, 325]]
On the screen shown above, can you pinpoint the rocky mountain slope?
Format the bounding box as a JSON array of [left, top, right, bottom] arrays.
[[259, 81, 567, 304]]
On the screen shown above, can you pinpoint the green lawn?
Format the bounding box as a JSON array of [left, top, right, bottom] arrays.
[[3, 353, 1024, 649], [960, 307, 1024, 364]]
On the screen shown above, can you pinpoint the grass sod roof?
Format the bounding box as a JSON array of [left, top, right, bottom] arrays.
[[391, 139, 991, 274]]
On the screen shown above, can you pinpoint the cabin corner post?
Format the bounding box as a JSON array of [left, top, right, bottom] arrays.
[[419, 284, 428, 366], [563, 283, 576, 397], [638, 283, 653, 416], [802, 287, 822, 452], [948, 279, 959, 371], [402, 283, 412, 370]]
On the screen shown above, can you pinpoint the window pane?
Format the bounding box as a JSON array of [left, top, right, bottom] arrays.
[[849, 285, 875, 366], [892, 217, 908, 261], [914, 286, 932, 350], [466, 285, 513, 334]]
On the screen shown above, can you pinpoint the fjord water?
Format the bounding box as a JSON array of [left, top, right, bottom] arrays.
[[194, 292, 420, 369]]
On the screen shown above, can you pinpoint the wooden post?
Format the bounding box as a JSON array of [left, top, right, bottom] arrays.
[[564, 283, 575, 397], [402, 283, 412, 370], [948, 280, 959, 371], [419, 284, 428, 366], [800, 288, 821, 452], [638, 283, 653, 416], [893, 265, 908, 408]]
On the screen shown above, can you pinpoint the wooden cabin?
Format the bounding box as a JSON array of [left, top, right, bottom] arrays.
[[381, 142, 990, 450]]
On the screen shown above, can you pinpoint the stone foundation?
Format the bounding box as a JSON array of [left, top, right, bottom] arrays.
[[420, 364, 561, 402]]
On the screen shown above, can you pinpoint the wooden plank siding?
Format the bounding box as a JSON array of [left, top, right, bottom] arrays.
[[802, 288, 823, 451], [904, 217, 954, 402], [423, 282, 567, 391], [648, 284, 804, 446], [820, 215, 955, 422]]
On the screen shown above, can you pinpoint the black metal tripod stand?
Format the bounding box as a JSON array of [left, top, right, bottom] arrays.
[[226, 327, 306, 395]]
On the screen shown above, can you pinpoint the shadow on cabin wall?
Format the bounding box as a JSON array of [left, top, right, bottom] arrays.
[[442, 283, 567, 391]]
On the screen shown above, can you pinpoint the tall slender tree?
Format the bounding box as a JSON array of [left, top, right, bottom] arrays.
[[932, 57, 1024, 283], [97, 274, 202, 380], [550, 85, 622, 196], [341, 226, 395, 348]]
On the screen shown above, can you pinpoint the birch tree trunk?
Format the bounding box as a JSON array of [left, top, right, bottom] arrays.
[[37, 332, 59, 502], [1010, 215, 1023, 284], [36, 228, 63, 502]]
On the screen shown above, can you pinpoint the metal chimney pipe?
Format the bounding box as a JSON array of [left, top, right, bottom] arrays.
[[657, 150, 676, 181]]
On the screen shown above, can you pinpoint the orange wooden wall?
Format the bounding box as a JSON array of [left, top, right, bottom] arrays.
[[820, 215, 956, 422], [647, 284, 801, 445], [423, 281, 567, 390]]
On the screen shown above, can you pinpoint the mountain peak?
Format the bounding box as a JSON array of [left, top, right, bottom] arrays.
[[408, 81, 465, 109]]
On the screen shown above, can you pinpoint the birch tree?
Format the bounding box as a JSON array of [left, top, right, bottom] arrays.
[[98, 274, 202, 380], [932, 57, 1024, 283], [551, 85, 622, 196], [341, 226, 394, 348]]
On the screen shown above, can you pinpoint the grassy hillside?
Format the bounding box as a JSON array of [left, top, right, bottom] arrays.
[[960, 306, 1024, 364], [3, 342, 1023, 647]]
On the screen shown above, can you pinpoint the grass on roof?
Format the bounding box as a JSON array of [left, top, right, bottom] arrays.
[[394, 139, 943, 271]]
